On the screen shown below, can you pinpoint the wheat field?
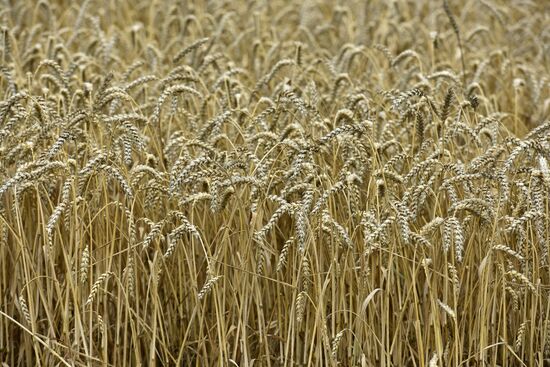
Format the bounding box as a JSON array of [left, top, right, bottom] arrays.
[[0, 0, 549, 365]]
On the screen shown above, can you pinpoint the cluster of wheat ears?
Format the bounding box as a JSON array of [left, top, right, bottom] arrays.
[[0, 0, 549, 366]]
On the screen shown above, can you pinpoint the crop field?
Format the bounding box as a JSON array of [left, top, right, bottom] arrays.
[[0, 0, 549, 365]]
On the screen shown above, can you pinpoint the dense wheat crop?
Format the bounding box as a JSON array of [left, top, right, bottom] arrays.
[[0, 0, 549, 365]]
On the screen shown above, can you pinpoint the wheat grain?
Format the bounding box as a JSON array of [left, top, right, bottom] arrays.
[[515, 321, 528, 352], [80, 244, 90, 283], [296, 290, 307, 324], [492, 244, 524, 262], [85, 272, 113, 306], [429, 353, 439, 367], [198, 275, 222, 300], [18, 294, 31, 324], [437, 299, 456, 319], [331, 329, 346, 361]]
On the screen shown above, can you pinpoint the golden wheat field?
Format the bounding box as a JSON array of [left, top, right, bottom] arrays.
[[0, 0, 549, 365]]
